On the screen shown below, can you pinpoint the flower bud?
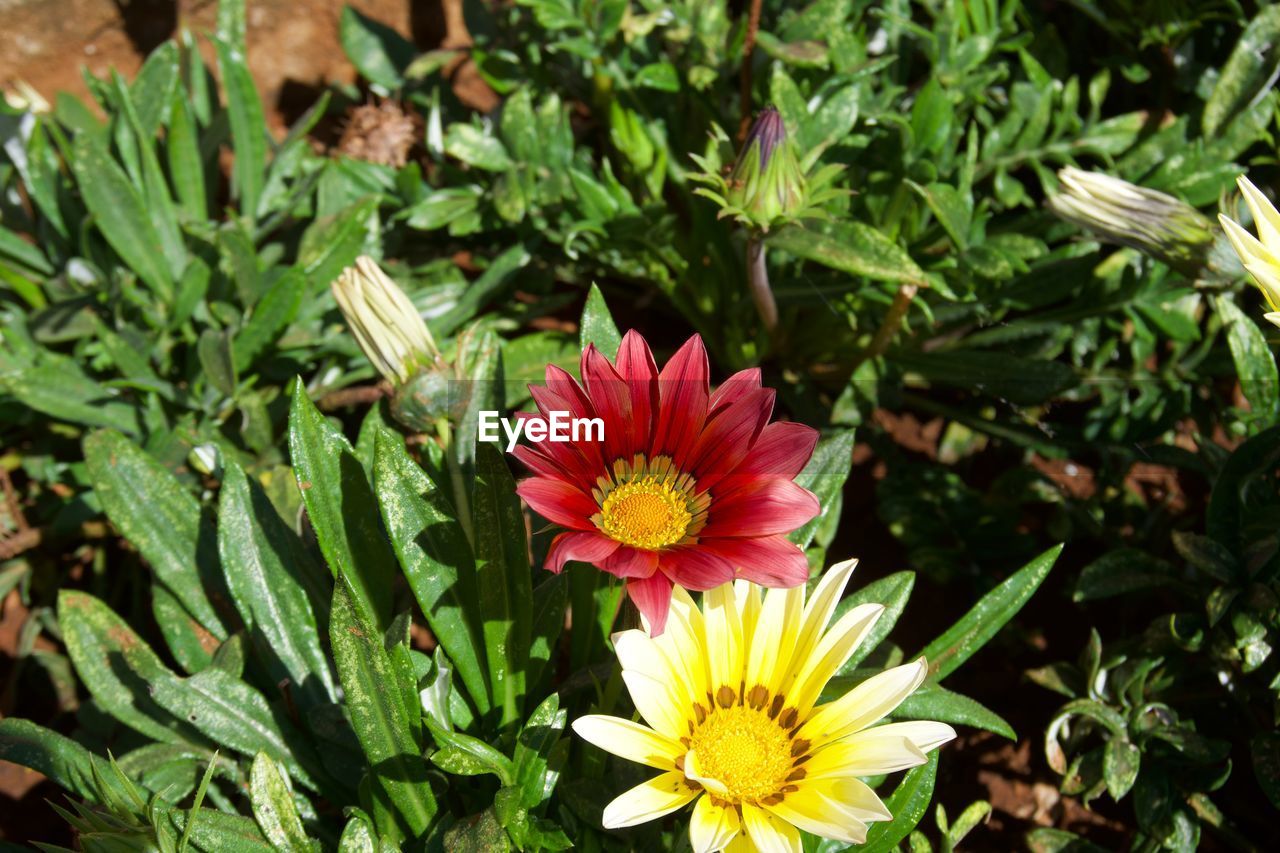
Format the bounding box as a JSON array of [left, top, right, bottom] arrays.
[[690, 107, 844, 234], [332, 256, 441, 386], [1219, 176, 1280, 329], [725, 107, 806, 231], [1048, 167, 1215, 276]]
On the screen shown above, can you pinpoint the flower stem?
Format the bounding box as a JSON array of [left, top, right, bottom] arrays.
[[746, 234, 778, 333], [436, 416, 476, 548], [853, 282, 919, 369]]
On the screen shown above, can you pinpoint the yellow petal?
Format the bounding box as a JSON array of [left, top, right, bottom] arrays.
[[702, 583, 744, 694], [601, 771, 698, 829], [1219, 212, 1273, 267], [1238, 176, 1280, 251], [764, 782, 874, 844], [789, 602, 884, 715], [689, 794, 741, 853], [741, 803, 803, 853], [734, 579, 761, 648], [664, 586, 710, 700], [1242, 259, 1280, 310], [683, 749, 729, 797], [867, 720, 958, 753], [614, 629, 698, 713], [571, 715, 683, 770], [778, 558, 858, 695], [802, 734, 927, 779], [745, 585, 802, 695], [621, 670, 688, 740], [798, 657, 928, 747], [1265, 311, 1280, 328]]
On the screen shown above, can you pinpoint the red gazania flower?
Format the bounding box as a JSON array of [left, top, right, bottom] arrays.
[[512, 330, 820, 634]]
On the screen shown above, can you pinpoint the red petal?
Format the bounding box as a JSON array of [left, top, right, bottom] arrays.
[[708, 368, 762, 417], [652, 335, 709, 468], [529, 382, 604, 476], [545, 531, 620, 573], [516, 478, 598, 531], [700, 479, 820, 537], [602, 546, 660, 579], [732, 421, 820, 480], [581, 344, 632, 462], [659, 548, 735, 591], [627, 572, 674, 636], [615, 330, 659, 456], [687, 387, 775, 488], [697, 535, 810, 588]]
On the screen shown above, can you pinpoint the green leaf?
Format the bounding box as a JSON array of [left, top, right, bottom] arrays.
[[197, 328, 238, 397], [892, 685, 1016, 740], [70, 133, 174, 298], [528, 572, 568, 691], [84, 430, 226, 666], [894, 350, 1078, 406], [908, 181, 973, 249], [149, 666, 327, 794], [1074, 549, 1177, 602], [1, 358, 142, 435], [445, 124, 514, 171], [234, 269, 305, 372], [289, 383, 395, 631], [373, 429, 491, 716], [250, 753, 318, 851], [298, 196, 379, 289], [918, 544, 1061, 682], [1203, 6, 1280, 136], [861, 752, 939, 853], [434, 245, 531, 337], [1103, 737, 1140, 800], [1207, 426, 1280, 552], [218, 462, 337, 713], [215, 35, 268, 218], [425, 717, 516, 783], [1215, 295, 1279, 420], [167, 85, 207, 221], [512, 693, 567, 809], [339, 7, 416, 91], [579, 283, 622, 359], [1252, 731, 1280, 809], [0, 719, 115, 804], [168, 808, 274, 852], [331, 576, 437, 841], [789, 429, 855, 550], [770, 222, 926, 284], [837, 571, 915, 671], [473, 442, 533, 731], [59, 590, 203, 746]]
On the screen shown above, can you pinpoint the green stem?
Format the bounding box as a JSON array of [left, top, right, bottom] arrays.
[[436, 416, 476, 547]]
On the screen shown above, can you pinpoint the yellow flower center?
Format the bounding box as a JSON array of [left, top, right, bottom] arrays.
[[688, 705, 795, 804], [600, 476, 692, 550]]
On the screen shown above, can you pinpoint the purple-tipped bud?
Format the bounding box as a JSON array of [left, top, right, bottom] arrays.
[[744, 106, 787, 169], [723, 107, 806, 232]]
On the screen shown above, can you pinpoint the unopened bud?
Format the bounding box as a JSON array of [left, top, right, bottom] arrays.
[[691, 107, 844, 234], [1219, 176, 1280, 329], [332, 256, 441, 386], [1049, 167, 1215, 275]]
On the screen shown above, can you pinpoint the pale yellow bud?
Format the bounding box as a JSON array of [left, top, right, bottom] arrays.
[[332, 256, 439, 386]]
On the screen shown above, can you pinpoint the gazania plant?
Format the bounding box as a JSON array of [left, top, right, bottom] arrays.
[[0, 281, 1061, 851]]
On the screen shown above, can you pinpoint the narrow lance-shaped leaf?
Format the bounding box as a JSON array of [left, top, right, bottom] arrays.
[[250, 753, 318, 851], [917, 544, 1062, 682], [218, 461, 337, 714], [472, 442, 533, 731], [215, 33, 267, 219], [289, 383, 395, 632], [790, 429, 855, 550], [579, 283, 622, 359], [83, 430, 227, 671], [373, 428, 491, 716], [331, 576, 437, 841], [860, 752, 939, 853], [58, 590, 206, 747]]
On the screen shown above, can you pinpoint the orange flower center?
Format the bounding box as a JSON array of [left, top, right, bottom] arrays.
[[688, 705, 794, 804], [600, 477, 692, 550], [591, 454, 710, 551]]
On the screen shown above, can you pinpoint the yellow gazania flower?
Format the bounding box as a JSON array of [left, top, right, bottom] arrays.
[[572, 559, 955, 851], [1218, 176, 1280, 329]]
